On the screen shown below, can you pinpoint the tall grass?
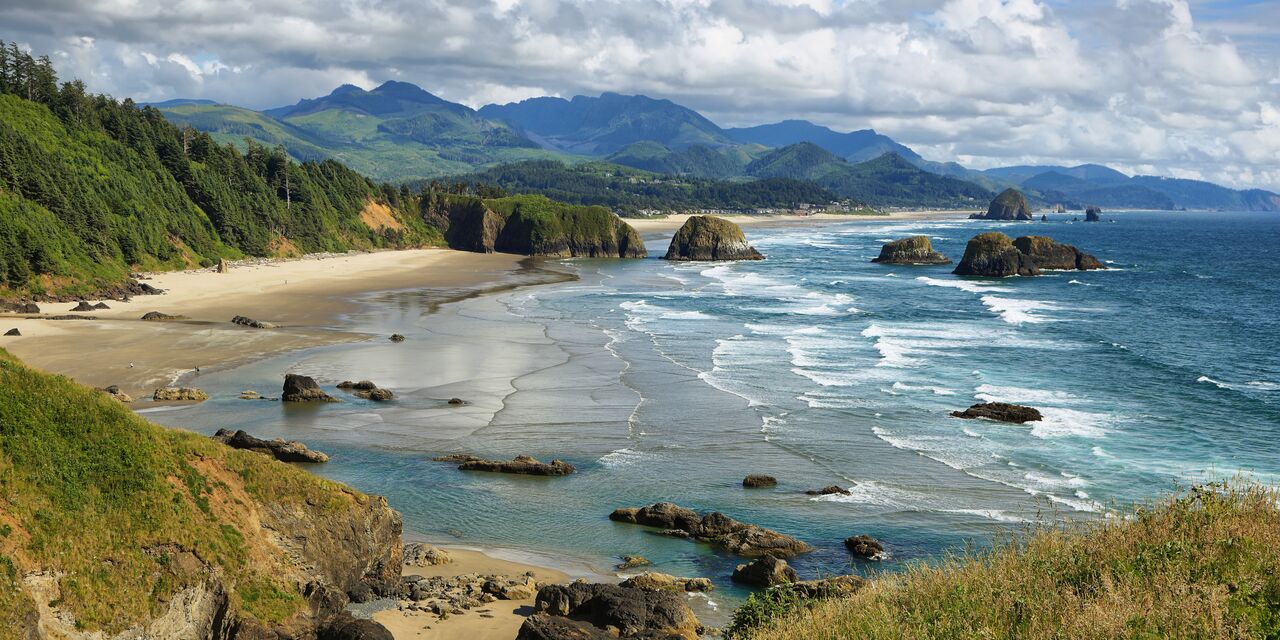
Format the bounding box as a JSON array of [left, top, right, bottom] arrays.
[[748, 484, 1280, 639]]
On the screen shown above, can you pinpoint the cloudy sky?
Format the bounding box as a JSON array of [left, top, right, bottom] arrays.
[[3, 0, 1278, 190]]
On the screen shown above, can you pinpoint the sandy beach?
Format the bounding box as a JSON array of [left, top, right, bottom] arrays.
[[0, 249, 538, 399]]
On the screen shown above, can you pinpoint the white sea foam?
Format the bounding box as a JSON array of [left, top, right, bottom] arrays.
[[598, 448, 645, 468], [796, 392, 877, 409], [892, 381, 957, 395], [1092, 446, 1113, 458], [974, 384, 1082, 405], [942, 509, 1029, 523], [1029, 407, 1110, 439], [980, 295, 1057, 324], [699, 369, 766, 407], [916, 276, 1013, 294]]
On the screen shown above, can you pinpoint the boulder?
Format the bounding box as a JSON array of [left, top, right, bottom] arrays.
[[663, 215, 764, 261], [212, 428, 330, 463], [403, 542, 451, 567], [953, 232, 1040, 277], [389, 334, 406, 343], [0, 301, 39, 314], [972, 188, 1033, 221], [239, 390, 262, 400], [141, 311, 186, 321], [616, 555, 651, 570], [216, 258, 229, 273], [337, 380, 377, 390], [608, 502, 812, 557], [516, 615, 613, 640], [731, 555, 797, 587], [98, 385, 134, 403], [871, 236, 950, 265], [533, 582, 701, 639], [359, 387, 395, 401], [456, 455, 576, 476], [1085, 206, 1102, 222], [805, 485, 851, 496], [951, 402, 1043, 424], [232, 315, 278, 329], [318, 613, 394, 640], [152, 387, 209, 402], [844, 535, 887, 560], [92, 302, 111, 310], [282, 373, 337, 403], [1013, 236, 1103, 271], [743, 474, 778, 488], [620, 572, 713, 593], [3, 328, 18, 336], [1041, 214, 1049, 222], [70, 301, 95, 311], [447, 397, 466, 405]]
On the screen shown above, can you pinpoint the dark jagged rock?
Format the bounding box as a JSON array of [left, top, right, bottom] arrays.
[[517, 615, 613, 640], [359, 387, 394, 401], [609, 502, 812, 557], [212, 428, 330, 463], [951, 402, 1043, 424], [953, 232, 1039, 277], [971, 188, 1033, 220], [92, 302, 110, 309], [152, 387, 209, 402], [282, 373, 338, 403], [805, 485, 850, 496], [318, 612, 394, 640], [3, 328, 18, 336], [141, 311, 186, 321], [232, 315, 277, 329], [871, 236, 950, 265], [743, 474, 777, 488], [447, 397, 466, 405], [532, 582, 701, 639], [455, 454, 576, 476], [0, 300, 40, 314], [732, 554, 797, 587], [844, 535, 887, 560], [1085, 206, 1103, 222], [663, 215, 764, 261], [337, 380, 378, 390], [389, 334, 406, 342], [70, 301, 95, 312], [1041, 214, 1049, 222], [1013, 236, 1104, 271]]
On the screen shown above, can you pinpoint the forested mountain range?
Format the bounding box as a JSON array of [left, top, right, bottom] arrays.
[[156, 81, 1279, 211]]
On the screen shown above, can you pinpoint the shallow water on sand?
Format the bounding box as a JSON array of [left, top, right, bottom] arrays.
[[149, 210, 1280, 616]]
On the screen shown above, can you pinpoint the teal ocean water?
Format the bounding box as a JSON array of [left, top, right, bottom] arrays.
[[146, 211, 1280, 613]]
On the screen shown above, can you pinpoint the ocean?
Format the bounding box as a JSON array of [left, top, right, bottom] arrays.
[[144, 210, 1280, 616]]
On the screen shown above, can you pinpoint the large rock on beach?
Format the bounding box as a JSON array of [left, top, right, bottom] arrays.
[[403, 542, 451, 567], [152, 387, 209, 402], [971, 188, 1033, 220], [517, 615, 613, 640], [232, 315, 278, 329], [3, 328, 19, 336], [609, 502, 812, 557], [212, 428, 330, 463], [953, 232, 1040, 277], [141, 311, 186, 321], [282, 373, 338, 402], [0, 301, 39, 314], [532, 582, 701, 639], [453, 454, 576, 476], [70, 301, 95, 312], [663, 215, 764, 261], [951, 402, 1043, 424], [318, 612, 394, 640], [1013, 236, 1103, 271], [872, 236, 950, 265], [732, 555, 797, 587]]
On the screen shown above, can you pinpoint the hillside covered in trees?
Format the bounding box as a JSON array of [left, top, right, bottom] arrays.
[[0, 41, 437, 298]]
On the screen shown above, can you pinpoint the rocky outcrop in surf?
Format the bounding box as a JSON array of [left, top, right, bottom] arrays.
[[421, 193, 646, 258], [1013, 236, 1104, 271], [282, 373, 338, 402], [805, 485, 850, 496], [619, 572, 714, 593], [437, 454, 577, 476], [732, 554, 797, 587], [872, 236, 951, 265], [951, 402, 1043, 424], [152, 387, 209, 402], [1085, 206, 1103, 222], [336, 380, 394, 401], [232, 315, 277, 329], [743, 474, 778, 488], [212, 428, 330, 463], [953, 232, 1040, 277], [971, 188, 1033, 220], [609, 502, 812, 557], [663, 215, 764, 261], [954, 232, 1103, 276], [845, 535, 887, 560]]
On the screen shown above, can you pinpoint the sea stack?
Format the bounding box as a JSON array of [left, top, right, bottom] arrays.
[[1013, 236, 1104, 271], [664, 215, 764, 261], [872, 236, 950, 265], [1085, 206, 1103, 222], [953, 232, 1040, 277], [971, 188, 1033, 221]]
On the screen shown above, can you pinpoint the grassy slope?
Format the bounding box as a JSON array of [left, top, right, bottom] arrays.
[[747, 484, 1280, 639], [0, 348, 374, 633]]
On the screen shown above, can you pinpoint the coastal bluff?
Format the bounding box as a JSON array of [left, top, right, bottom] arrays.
[[421, 192, 646, 258], [0, 348, 401, 638], [663, 215, 765, 261]]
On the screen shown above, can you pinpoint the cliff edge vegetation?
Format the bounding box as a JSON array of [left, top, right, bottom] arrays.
[[732, 483, 1280, 639], [0, 348, 401, 637]]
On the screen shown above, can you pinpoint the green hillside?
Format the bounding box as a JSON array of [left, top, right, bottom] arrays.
[[0, 43, 437, 298], [604, 141, 764, 178]]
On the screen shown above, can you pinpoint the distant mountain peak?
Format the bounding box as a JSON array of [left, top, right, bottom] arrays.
[[726, 120, 921, 164]]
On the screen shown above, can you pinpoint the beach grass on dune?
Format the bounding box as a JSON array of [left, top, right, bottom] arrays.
[[740, 483, 1280, 640]]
